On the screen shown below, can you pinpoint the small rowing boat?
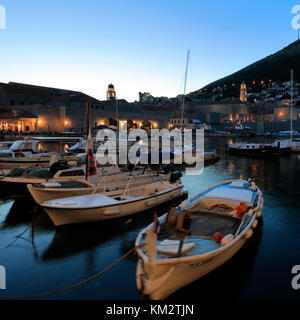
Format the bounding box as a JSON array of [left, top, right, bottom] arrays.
[[135, 178, 263, 300], [27, 169, 177, 204], [40, 180, 186, 227]]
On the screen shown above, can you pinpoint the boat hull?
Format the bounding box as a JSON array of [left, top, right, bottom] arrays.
[[137, 231, 249, 300], [42, 185, 185, 227], [227, 146, 291, 156], [0, 158, 50, 169]]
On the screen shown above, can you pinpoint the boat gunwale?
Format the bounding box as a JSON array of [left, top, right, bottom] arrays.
[[40, 183, 184, 210]]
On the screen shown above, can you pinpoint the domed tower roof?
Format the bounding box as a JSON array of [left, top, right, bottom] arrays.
[[108, 84, 114, 89]]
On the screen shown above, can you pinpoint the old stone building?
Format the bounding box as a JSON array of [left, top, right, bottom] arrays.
[[0, 82, 170, 134]]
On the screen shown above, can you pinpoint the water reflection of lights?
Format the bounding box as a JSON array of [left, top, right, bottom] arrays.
[[228, 161, 235, 173]]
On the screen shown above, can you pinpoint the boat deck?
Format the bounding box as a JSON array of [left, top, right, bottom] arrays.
[[140, 211, 246, 260]]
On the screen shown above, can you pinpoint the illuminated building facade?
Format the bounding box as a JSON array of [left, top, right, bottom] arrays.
[[240, 82, 247, 102]]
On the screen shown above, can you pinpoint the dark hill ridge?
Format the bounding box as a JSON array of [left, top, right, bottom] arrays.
[[199, 40, 300, 90]]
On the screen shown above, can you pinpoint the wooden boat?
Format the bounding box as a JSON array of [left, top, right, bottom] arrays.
[[135, 178, 263, 300], [40, 181, 186, 227], [27, 169, 175, 204], [0, 164, 161, 196]]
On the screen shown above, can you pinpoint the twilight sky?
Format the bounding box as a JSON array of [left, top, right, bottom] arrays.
[[0, 0, 299, 101]]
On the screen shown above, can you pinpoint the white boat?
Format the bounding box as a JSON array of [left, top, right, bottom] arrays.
[[135, 178, 263, 300], [0, 138, 79, 169], [0, 141, 13, 151], [0, 140, 52, 168], [27, 169, 175, 204], [40, 181, 186, 227]]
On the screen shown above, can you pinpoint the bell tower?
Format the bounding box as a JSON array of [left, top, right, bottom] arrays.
[[107, 84, 116, 100], [240, 82, 247, 102]]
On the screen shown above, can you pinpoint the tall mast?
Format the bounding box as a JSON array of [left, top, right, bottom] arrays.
[[290, 69, 294, 141], [180, 50, 190, 130], [116, 98, 119, 131], [85, 102, 91, 181]]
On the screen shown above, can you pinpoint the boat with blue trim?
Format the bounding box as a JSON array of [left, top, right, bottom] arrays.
[[135, 178, 263, 300]]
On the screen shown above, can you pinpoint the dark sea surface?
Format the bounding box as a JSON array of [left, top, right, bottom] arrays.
[[0, 137, 299, 300]]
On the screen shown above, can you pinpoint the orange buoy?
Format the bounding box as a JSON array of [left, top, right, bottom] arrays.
[[214, 232, 224, 243], [234, 202, 249, 218]]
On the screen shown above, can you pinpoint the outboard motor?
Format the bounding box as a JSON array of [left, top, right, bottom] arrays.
[[169, 171, 182, 183], [49, 160, 70, 176], [161, 164, 175, 174]]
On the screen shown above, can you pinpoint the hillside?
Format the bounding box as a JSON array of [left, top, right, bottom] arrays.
[[200, 39, 300, 91]]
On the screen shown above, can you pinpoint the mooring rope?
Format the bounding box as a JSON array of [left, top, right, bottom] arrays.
[[0, 245, 142, 300], [5, 206, 40, 249]]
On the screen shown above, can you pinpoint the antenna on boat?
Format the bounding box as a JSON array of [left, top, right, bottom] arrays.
[[180, 50, 190, 131]]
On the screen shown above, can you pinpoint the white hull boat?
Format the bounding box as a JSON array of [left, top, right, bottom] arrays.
[[40, 181, 185, 227], [135, 179, 263, 300], [0, 139, 78, 169], [27, 170, 173, 204]]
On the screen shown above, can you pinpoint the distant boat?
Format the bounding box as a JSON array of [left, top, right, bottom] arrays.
[[226, 141, 291, 156], [135, 178, 263, 300], [0, 138, 80, 169], [40, 181, 186, 227], [277, 130, 300, 138]]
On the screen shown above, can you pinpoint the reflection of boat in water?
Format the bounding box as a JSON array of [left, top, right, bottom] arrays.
[[39, 195, 188, 261], [0, 197, 36, 227], [136, 178, 263, 300]]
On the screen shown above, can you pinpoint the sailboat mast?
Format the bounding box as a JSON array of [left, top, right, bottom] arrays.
[[290, 69, 294, 141], [85, 102, 91, 181], [116, 98, 119, 131], [180, 50, 190, 130]]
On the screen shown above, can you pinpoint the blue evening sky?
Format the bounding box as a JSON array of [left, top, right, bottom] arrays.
[[0, 0, 298, 101]]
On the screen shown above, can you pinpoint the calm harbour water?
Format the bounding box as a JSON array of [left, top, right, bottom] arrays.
[[0, 137, 299, 300]]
